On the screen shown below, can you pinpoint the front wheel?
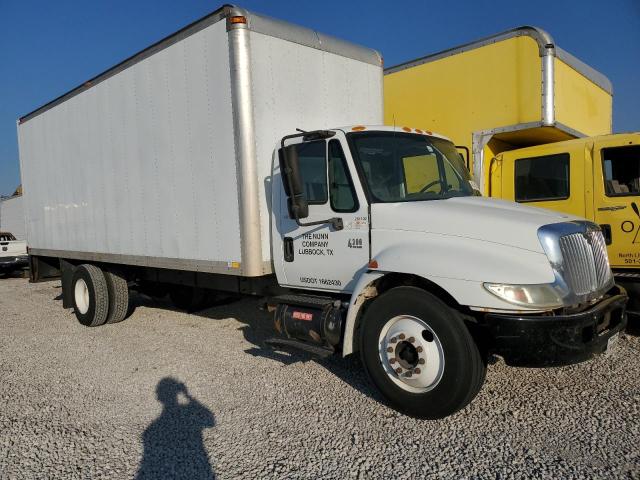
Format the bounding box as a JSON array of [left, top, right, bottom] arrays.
[[360, 286, 485, 419]]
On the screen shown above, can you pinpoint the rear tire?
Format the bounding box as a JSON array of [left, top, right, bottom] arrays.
[[104, 269, 130, 324], [360, 286, 486, 419], [72, 264, 109, 327]]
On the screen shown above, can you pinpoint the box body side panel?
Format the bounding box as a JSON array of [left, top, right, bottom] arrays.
[[18, 21, 242, 267], [248, 30, 383, 263], [384, 36, 542, 145], [554, 59, 612, 137]]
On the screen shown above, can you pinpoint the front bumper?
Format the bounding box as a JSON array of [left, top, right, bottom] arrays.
[[0, 255, 29, 272], [484, 285, 628, 367]]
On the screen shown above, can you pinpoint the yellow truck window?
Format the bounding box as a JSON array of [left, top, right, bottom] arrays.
[[602, 146, 640, 196], [515, 153, 570, 202]]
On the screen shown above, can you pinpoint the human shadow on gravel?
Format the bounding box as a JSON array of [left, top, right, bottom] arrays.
[[136, 378, 215, 480]]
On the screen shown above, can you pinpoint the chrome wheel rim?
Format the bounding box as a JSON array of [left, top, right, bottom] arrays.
[[74, 278, 90, 315], [378, 315, 445, 393]]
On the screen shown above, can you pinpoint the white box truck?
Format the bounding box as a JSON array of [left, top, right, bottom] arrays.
[[18, 5, 627, 418]]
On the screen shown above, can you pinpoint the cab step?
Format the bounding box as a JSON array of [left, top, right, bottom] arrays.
[[264, 337, 334, 358]]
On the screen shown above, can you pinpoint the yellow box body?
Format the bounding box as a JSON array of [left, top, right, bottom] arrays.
[[385, 35, 543, 137]]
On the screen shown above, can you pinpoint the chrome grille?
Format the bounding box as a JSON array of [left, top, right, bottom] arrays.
[[559, 229, 612, 296]]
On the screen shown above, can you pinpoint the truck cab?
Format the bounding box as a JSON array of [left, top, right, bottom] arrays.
[[271, 126, 626, 418]]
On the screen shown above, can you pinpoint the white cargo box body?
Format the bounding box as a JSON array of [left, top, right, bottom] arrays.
[[18, 5, 382, 277], [0, 195, 26, 241]]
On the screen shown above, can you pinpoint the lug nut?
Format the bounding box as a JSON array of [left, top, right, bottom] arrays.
[[408, 336, 415, 343], [395, 367, 402, 374], [418, 358, 425, 365], [398, 333, 406, 340], [416, 346, 423, 353], [386, 347, 393, 353], [414, 368, 421, 374], [389, 337, 397, 343], [389, 358, 397, 364], [404, 371, 413, 378]]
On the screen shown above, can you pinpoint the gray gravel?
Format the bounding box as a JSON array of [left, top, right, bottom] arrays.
[[0, 276, 639, 479]]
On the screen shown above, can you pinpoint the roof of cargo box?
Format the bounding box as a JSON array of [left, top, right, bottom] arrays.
[[384, 26, 612, 95], [18, 4, 382, 124]]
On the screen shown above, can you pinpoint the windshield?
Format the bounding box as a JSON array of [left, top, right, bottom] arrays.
[[348, 132, 474, 203]]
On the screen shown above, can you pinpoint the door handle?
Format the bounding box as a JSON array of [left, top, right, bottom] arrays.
[[284, 237, 294, 262]]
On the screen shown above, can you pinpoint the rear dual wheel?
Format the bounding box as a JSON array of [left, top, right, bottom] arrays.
[[360, 286, 486, 419], [72, 264, 129, 326]]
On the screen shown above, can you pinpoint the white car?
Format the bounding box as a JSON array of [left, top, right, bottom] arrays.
[[0, 232, 28, 275]]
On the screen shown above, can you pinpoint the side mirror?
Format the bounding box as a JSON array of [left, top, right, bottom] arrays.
[[279, 145, 309, 219]]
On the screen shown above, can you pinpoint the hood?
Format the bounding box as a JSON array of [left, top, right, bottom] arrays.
[[371, 196, 577, 253]]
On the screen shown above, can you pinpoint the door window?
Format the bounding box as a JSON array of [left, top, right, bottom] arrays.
[[294, 141, 328, 204], [514, 153, 570, 202], [328, 140, 358, 212], [602, 145, 640, 196]]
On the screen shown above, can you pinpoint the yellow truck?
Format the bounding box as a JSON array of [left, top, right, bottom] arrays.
[[384, 26, 640, 314]]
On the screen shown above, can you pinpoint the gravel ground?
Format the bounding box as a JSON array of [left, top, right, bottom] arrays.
[[0, 276, 639, 479]]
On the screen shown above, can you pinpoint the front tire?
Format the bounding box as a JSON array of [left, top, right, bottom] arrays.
[[360, 286, 485, 419], [72, 264, 109, 327]]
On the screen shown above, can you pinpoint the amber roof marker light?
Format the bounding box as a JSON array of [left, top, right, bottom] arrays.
[[229, 15, 247, 24]]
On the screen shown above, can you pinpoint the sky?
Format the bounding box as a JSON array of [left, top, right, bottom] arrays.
[[0, 0, 638, 196]]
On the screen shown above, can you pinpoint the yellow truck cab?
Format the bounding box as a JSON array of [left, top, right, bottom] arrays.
[[384, 26, 640, 314]]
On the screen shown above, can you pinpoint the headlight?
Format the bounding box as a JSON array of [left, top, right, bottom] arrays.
[[483, 282, 565, 309]]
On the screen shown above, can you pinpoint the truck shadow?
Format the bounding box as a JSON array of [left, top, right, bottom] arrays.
[[131, 293, 384, 404]]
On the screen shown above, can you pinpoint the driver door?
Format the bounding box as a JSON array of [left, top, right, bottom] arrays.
[[272, 134, 370, 293]]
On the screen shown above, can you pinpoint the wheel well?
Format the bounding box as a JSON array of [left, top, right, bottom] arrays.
[[350, 273, 465, 355]]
